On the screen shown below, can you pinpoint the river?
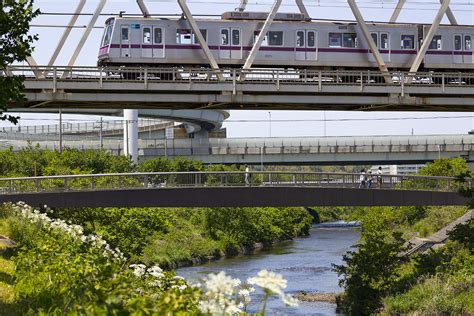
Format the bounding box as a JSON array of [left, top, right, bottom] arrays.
[[177, 225, 360, 315]]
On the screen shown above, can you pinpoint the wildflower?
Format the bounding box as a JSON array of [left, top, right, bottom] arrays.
[[204, 271, 241, 296], [247, 269, 287, 295], [149, 280, 162, 287], [281, 294, 299, 307], [129, 264, 146, 278], [148, 265, 164, 279]]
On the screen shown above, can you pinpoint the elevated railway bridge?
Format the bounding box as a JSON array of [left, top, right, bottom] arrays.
[[5, 66, 474, 111]]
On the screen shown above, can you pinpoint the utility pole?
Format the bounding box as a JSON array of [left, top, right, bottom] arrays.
[[59, 106, 63, 153], [99, 117, 103, 149]]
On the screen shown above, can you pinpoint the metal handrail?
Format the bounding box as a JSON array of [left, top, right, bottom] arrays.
[[0, 171, 470, 195], [5, 65, 474, 87]]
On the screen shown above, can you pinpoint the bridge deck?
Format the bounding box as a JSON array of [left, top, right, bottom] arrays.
[[6, 66, 474, 110]]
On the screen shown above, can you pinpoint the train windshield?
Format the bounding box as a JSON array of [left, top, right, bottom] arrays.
[[101, 19, 115, 47]]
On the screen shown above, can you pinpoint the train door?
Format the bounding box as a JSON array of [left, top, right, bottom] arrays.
[[120, 25, 131, 58], [220, 28, 230, 59], [463, 34, 472, 63], [141, 26, 152, 58], [295, 30, 317, 61], [153, 27, 164, 58], [231, 28, 242, 59], [454, 34, 462, 63], [368, 32, 390, 63], [306, 30, 317, 60]]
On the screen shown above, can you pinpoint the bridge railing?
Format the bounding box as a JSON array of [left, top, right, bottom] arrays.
[[4, 66, 474, 87], [0, 171, 470, 195]]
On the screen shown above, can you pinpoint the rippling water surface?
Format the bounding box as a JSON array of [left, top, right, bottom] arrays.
[[177, 225, 360, 315]]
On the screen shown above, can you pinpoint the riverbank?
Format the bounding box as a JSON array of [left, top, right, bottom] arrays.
[[178, 225, 360, 315]]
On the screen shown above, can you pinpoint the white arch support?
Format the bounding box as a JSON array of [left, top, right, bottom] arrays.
[[237, 0, 309, 17], [390, 0, 457, 25], [407, 0, 451, 81], [62, 0, 106, 78], [241, 0, 282, 73], [177, 0, 224, 81], [137, 0, 150, 18], [237, 0, 248, 12], [43, 0, 86, 78], [347, 0, 392, 83], [295, 0, 309, 17]]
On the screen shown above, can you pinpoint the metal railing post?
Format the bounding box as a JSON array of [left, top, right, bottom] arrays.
[[53, 67, 57, 93]]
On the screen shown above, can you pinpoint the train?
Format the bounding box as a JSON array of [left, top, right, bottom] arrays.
[[97, 11, 474, 71]]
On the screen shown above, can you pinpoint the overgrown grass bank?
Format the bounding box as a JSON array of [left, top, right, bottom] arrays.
[[333, 158, 474, 315]]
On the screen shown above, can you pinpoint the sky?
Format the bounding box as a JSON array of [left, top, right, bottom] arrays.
[[4, 0, 474, 138]]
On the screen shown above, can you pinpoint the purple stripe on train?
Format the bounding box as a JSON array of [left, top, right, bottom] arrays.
[[103, 44, 472, 56]]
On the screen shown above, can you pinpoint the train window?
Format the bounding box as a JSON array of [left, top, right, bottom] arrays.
[[196, 29, 207, 44], [268, 31, 283, 46], [371, 33, 378, 47], [232, 29, 240, 46], [429, 35, 442, 50], [296, 31, 305, 47], [308, 31, 315, 47], [454, 35, 462, 50], [142, 27, 151, 44], [401, 35, 414, 49], [177, 29, 192, 44], [121, 26, 129, 41], [154, 28, 162, 44], [465, 36, 472, 50], [102, 25, 113, 46], [254, 31, 268, 46], [221, 29, 229, 45], [329, 33, 342, 47], [381, 33, 389, 49], [343, 33, 357, 48]]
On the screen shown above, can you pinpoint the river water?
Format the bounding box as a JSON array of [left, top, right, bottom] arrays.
[[177, 225, 360, 315]]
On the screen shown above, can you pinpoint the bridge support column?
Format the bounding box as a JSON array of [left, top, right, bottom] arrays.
[[390, 0, 457, 24], [124, 109, 139, 163]]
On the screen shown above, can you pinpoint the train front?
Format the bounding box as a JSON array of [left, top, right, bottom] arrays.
[[98, 17, 115, 66]]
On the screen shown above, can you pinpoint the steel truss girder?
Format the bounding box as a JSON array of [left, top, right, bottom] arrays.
[[137, 0, 150, 17], [237, 0, 248, 12], [62, 0, 106, 78], [347, 0, 392, 83], [242, 0, 283, 72], [43, 0, 86, 78], [177, 0, 224, 81], [237, 0, 309, 17], [390, 0, 457, 25], [407, 0, 451, 81]]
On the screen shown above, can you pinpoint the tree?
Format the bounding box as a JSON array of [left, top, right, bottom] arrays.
[[0, 0, 39, 123]]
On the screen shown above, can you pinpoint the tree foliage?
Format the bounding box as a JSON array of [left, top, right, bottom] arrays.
[[0, 0, 39, 123]]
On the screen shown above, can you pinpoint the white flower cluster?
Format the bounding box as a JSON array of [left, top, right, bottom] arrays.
[[198, 269, 298, 315], [129, 263, 188, 291], [10, 202, 125, 261], [248, 269, 299, 307]]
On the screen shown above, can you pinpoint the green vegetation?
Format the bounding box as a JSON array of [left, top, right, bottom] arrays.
[[334, 158, 474, 315], [1, 0, 39, 123], [0, 147, 312, 313]]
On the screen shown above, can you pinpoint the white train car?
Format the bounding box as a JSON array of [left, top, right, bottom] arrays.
[[97, 12, 474, 71]]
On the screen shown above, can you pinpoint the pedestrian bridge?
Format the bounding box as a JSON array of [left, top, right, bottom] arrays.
[[0, 171, 468, 208], [5, 66, 474, 111]]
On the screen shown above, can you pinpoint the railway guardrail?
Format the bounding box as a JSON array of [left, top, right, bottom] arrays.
[[3, 66, 474, 89], [0, 171, 470, 195]]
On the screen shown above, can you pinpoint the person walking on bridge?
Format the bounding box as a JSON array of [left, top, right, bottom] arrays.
[[245, 165, 250, 186], [359, 169, 366, 189], [376, 166, 383, 188]]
